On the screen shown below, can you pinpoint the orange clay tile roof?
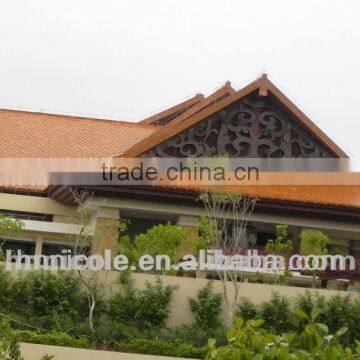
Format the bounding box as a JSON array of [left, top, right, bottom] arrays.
[[240, 185, 360, 208], [242, 185, 360, 208], [139, 94, 205, 125], [0, 109, 158, 157], [0, 185, 48, 193], [157, 184, 360, 209]]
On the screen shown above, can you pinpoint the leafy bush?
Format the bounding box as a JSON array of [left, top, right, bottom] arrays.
[[322, 295, 356, 347], [0, 267, 14, 312], [236, 297, 258, 321], [108, 283, 138, 325], [0, 321, 23, 360], [258, 291, 296, 333], [296, 290, 326, 315], [120, 223, 187, 270], [17, 330, 89, 348], [90, 318, 143, 348], [115, 338, 207, 359], [11, 271, 88, 332], [265, 224, 293, 255], [135, 278, 179, 330], [348, 298, 360, 346], [294, 291, 360, 345], [207, 313, 355, 359], [300, 230, 329, 255], [236, 290, 360, 350], [109, 277, 179, 330], [155, 324, 227, 348], [189, 281, 222, 329], [23, 271, 85, 316]]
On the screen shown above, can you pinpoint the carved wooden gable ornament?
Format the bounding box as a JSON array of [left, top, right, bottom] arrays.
[[145, 92, 332, 158], [122, 75, 346, 159]]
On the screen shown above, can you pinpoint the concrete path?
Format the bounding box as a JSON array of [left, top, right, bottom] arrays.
[[20, 343, 194, 360]]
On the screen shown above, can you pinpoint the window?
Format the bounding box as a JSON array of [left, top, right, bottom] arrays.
[[42, 243, 74, 256], [125, 216, 169, 238], [256, 231, 275, 248], [226, 225, 257, 248], [0, 209, 53, 222], [0, 238, 35, 261]]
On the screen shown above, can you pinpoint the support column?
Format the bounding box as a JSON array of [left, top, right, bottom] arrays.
[[35, 237, 43, 255], [91, 207, 120, 255]]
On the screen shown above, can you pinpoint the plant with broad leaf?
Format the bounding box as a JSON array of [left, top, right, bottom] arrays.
[[295, 307, 348, 354], [206, 311, 356, 359]]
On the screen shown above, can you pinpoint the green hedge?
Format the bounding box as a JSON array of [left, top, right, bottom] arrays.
[[17, 330, 89, 348], [115, 338, 208, 359], [236, 291, 360, 347]]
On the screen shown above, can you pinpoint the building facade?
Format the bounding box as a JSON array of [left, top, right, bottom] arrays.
[[1, 74, 359, 287]]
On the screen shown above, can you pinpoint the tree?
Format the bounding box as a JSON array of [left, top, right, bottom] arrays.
[[0, 214, 24, 256], [67, 188, 125, 331], [198, 189, 258, 327], [265, 225, 293, 284], [300, 230, 329, 288], [265, 225, 293, 255], [118, 222, 187, 275], [192, 216, 217, 254]]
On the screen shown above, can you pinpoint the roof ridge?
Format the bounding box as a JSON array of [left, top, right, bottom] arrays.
[[139, 93, 204, 125], [154, 81, 236, 129], [0, 107, 157, 128], [120, 77, 264, 157]]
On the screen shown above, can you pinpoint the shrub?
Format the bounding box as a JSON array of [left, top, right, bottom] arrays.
[[189, 281, 222, 329], [0, 267, 14, 312], [258, 292, 296, 333], [265, 224, 293, 255], [322, 294, 354, 347], [295, 290, 326, 328], [323, 294, 352, 330], [17, 330, 89, 348], [0, 321, 23, 360], [348, 298, 360, 346], [236, 297, 258, 321], [207, 315, 354, 359], [90, 318, 143, 348], [115, 338, 207, 359], [234, 291, 360, 349], [108, 284, 138, 325], [134, 223, 187, 267], [109, 277, 179, 330], [135, 278, 179, 330], [11, 271, 87, 332], [155, 324, 227, 348], [26, 271, 85, 316]]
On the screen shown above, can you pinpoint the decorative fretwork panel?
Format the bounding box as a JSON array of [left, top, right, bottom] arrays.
[[144, 93, 332, 158]]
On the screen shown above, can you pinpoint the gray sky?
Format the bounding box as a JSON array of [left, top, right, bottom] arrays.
[[1, 0, 359, 156]]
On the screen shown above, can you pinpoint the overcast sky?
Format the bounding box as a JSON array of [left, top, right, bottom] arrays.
[[0, 0, 359, 156]]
